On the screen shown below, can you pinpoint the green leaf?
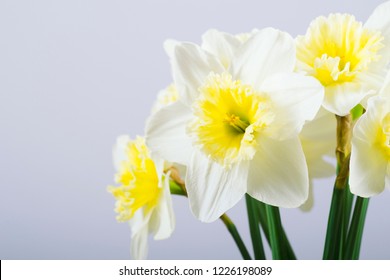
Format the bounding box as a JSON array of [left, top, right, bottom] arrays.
[[323, 186, 347, 259], [266, 205, 289, 260], [256, 201, 296, 259], [220, 214, 252, 260], [245, 195, 266, 260], [343, 197, 369, 260]]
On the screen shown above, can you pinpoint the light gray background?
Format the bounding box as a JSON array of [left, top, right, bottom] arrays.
[[1, 0, 389, 260]]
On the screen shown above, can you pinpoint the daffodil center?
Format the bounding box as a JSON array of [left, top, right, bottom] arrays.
[[224, 113, 250, 134], [108, 137, 161, 222], [189, 72, 273, 167], [296, 14, 384, 87]]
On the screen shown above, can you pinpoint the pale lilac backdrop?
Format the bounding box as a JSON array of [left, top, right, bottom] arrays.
[[1, 0, 389, 259]]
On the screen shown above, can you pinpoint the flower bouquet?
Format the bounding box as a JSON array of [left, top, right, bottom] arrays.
[[108, 1, 390, 260]]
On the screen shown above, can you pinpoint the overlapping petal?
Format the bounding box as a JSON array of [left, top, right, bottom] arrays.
[[230, 28, 296, 90], [145, 101, 193, 166], [172, 43, 224, 106], [186, 151, 249, 222], [323, 82, 375, 116], [129, 217, 149, 260], [247, 136, 309, 208], [149, 174, 175, 240], [365, 1, 390, 40], [261, 72, 324, 140], [201, 29, 242, 69]]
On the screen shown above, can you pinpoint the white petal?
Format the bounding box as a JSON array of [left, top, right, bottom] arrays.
[[350, 136, 387, 197], [322, 81, 372, 116], [306, 156, 335, 178], [129, 208, 152, 238], [353, 96, 387, 143], [261, 72, 324, 140], [299, 181, 314, 212], [386, 165, 390, 190], [151, 155, 165, 180], [149, 173, 175, 240], [112, 135, 131, 171], [163, 39, 179, 59], [186, 150, 249, 222], [356, 67, 387, 109], [130, 223, 149, 260], [201, 29, 241, 69], [365, 1, 390, 40], [247, 136, 309, 208], [145, 101, 193, 166], [300, 108, 335, 143], [300, 108, 336, 178], [172, 42, 225, 106], [379, 70, 390, 98], [128, 208, 152, 260], [230, 27, 295, 89]]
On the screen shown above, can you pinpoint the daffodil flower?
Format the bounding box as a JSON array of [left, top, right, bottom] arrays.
[[146, 28, 324, 222], [296, 1, 390, 116], [108, 136, 175, 259], [350, 72, 390, 197]]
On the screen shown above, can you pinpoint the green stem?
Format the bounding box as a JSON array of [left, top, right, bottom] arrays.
[[245, 195, 266, 260], [169, 180, 252, 260], [344, 197, 369, 260], [266, 205, 287, 260], [323, 115, 352, 260], [256, 201, 296, 259], [220, 214, 252, 260]]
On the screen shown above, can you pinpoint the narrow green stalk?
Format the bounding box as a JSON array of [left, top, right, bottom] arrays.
[[256, 202, 270, 243], [281, 230, 296, 260], [343, 185, 354, 245], [344, 197, 369, 260], [256, 201, 296, 259], [245, 195, 266, 260], [323, 186, 346, 259], [169, 180, 252, 260], [266, 205, 287, 260], [352, 226, 364, 259], [220, 214, 252, 260]]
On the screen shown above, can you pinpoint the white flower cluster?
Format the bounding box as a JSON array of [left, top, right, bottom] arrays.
[[108, 1, 390, 259]]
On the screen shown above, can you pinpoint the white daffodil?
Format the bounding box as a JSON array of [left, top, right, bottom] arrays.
[[108, 136, 175, 259], [146, 28, 324, 222], [350, 71, 390, 196], [299, 108, 336, 211], [296, 1, 390, 116]]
